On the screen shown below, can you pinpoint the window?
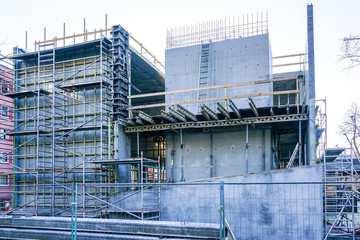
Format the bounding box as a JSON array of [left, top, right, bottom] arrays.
[[0, 129, 10, 140], [0, 176, 8, 185], [1, 83, 8, 94], [1, 105, 8, 117], [0, 152, 7, 162]]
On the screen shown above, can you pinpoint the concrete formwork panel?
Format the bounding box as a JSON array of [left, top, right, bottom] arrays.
[[165, 34, 273, 114], [166, 128, 272, 182]]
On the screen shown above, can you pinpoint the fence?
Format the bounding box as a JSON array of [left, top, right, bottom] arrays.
[[1, 181, 357, 239]]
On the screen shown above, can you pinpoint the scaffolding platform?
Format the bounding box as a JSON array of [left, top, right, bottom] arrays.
[[320, 148, 346, 162], [58, 80, 111, 90], [90, 158, 159, 165], [7, 129, 50, 136], [56, 125, 107, 133], [4, 89, 51, 98], [0, 170, 36, 176]]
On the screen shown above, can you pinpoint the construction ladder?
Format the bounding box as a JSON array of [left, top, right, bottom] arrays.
[[197, 42, 212, 113], [36, 42, 56, 214]]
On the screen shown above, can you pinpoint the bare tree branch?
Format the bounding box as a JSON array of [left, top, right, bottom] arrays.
[[340, 35, 360, 69], [338, 102, 360, 156]]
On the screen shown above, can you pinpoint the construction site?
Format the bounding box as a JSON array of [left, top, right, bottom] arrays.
[[0, 3, 359, 240]]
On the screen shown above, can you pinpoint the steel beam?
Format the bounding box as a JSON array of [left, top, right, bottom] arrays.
[[169, 107, 187, 122], [270, 107, 274, 116], [161, 110, 177, 123], [176, 104, 197, 121], [248, 98, 259, 117], [217, 102, 230, 119], [126, 119, 135, 126], [201, 109, 211, 121], [135, 117, 144, 125], [201, 105, 218, 120], [138, 111, 156, 124], [125, 114, 308, 133], [228, 99, 241, 119]]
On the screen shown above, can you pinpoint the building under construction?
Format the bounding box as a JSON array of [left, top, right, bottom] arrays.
[[0, 4, 359, 240]]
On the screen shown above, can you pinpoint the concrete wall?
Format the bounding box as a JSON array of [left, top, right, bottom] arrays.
[[117, 125, 131, 183], [166, 128, 272, 182], [165, 34, 273, 114], [160, 165, 323, 240]]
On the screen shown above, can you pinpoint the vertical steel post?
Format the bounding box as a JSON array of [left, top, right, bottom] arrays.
[[25, 31, 27, 52], [83, 18, 86, 42], [306, 4, 317, 165], [51, 38, 56, 216], [245, 125, 249, 173], [180, 129, 184, 182], [63, 23, 66, 46], [219, 181, 225, 239], [82, 169, 85, 218], [140, 151, 144, 220], [100, 36, 103, 162], [171, 134, 175, 180], [351, 145, 355, 240], [105, 14, 108, 37], [71, 182, 75, 240], [137, 132, 140, 157], [75, 182, 78, 240], [299, 121, 302, 165], [44, 27, 46, 44], [35, 41, 41, 215], [210, 131, 213, 177]]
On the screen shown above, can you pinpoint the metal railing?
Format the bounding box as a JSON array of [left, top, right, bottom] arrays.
[[166, 13, 268, 49], [1, 181, 353, 239]]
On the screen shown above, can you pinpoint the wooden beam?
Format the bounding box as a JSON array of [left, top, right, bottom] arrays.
[[128, 76, 299, 99], [273, 62, 303, 68], [272, 53, 305, 59], [129, 90, 299, 110]]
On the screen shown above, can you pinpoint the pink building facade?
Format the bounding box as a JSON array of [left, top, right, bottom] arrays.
[[0, 62, 13, 204]]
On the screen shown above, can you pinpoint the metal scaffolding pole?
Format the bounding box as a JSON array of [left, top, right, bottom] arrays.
[[180, 129, 184, 182], [245, 125, 249, 174]]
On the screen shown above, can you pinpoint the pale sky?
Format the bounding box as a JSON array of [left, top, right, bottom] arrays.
[[0, 0, 359, 147]]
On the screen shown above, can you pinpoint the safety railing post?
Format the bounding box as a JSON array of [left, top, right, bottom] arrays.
[[71, 182, 75, 240], [71, 182, 78, 240], [75, 182, 78, 240], [219, 181, 225, 239]]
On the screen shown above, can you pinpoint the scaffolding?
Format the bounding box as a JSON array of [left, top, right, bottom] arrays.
[[319, 98, 360, 239], [90, 153, 161, 220], [0, 25, 128, 216]]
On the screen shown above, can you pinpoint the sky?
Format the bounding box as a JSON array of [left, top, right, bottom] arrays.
[[0, 0, 359, 147]]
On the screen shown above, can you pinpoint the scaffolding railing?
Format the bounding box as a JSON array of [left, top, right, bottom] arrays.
[[34, 27, 164, 76], [127, 75, 303, 115]]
